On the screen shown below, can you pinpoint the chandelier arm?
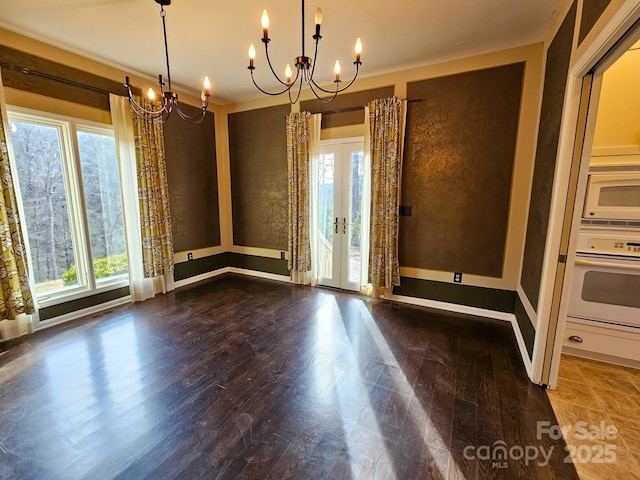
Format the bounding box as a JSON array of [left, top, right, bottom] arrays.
[[288, 75, 304, 104], [131, 104, 167, 120], [250, 69, 294, 96], [156, 110, 170, 124], [263, 43, 293, 87], [307, 36, 321, 84], [174, 102, 209, 124], [131, 102, 167, 119], [127, 90, 168, 118], [310, 62, 360, 94], [307, 79, 339, 103], [333, 65, 361, 93]]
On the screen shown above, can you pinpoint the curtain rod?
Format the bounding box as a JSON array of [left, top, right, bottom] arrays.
[[315, 97, 424, 116], [0, 61, 115, 96]]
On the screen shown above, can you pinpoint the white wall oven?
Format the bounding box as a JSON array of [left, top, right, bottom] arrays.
[[569, 228, 640, 326], [565, 226, 640, 363]]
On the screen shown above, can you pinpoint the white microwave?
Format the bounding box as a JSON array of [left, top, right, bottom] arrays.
[[583, 172, 640, 220]]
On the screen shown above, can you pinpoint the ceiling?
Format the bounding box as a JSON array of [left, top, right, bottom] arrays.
[[0, 0, 568, 105]]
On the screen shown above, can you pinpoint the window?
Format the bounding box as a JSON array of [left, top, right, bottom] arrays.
[[7, 108, 128, 306]]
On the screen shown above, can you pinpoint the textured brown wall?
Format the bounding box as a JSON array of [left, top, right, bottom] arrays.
[[0, 45, 130, 110], [579, 0, 612, 44], [521, 2, 576, 311], [163, 107, 220, 252], [400, 62, 525, 278], [301, 86, 394, 128], [228, 104, 290, 250]]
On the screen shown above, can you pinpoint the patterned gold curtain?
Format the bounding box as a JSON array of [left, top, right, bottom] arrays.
[[368, 96, 405, 297], [286, 111, 312, 284], [0, 71, 35, 339], [131, 96, 174, 278]]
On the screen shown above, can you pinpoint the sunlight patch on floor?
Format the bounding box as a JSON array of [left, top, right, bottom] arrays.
[[356, 300, 462, 479]]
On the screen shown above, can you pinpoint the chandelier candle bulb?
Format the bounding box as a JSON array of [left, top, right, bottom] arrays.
[[334, 60, 341, 82], [285, 64, 292, 83], [147, 88, 156, 100], [262, 10, 270, 41], [355, 38, 362, 64], [315, 8, 322, 37], [248, 44, 256, 68], [201, 76, 211, 103]]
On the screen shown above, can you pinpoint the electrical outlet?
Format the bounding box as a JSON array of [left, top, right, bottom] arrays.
[[187, 252, 193, 261], [398, 205, 412, 216], [454, 272, 462, 284]]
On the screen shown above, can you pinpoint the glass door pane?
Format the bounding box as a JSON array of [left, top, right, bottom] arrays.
[[77, 130, 128, 282], [318, 152, 335, 280], [348, 151, 364, 284], [8, 120, 79, 293]]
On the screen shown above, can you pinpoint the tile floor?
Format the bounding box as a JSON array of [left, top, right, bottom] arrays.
[[547, 354, 640, 480]]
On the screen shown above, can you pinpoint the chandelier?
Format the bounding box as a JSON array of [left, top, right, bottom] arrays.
[[124, 0, 211, 123], [247, 0, 362, 104]]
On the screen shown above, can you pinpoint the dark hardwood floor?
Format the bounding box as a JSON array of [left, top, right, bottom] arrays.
[[0, 274, 578, 479]]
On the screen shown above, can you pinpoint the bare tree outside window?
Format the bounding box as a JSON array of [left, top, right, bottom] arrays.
[[9, 121, 76, 292], [8, 115, 128, 297], [77, 130, 128, 281]]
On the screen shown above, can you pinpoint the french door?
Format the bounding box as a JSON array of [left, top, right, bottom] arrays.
[[317, 139, 365, 291]]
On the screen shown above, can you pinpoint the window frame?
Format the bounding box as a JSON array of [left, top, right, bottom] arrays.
[[6, 106, 129, 309]]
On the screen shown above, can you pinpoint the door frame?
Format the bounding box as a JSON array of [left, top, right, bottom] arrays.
[[532, 4, 640, 387], [317, 136, 365, 291]]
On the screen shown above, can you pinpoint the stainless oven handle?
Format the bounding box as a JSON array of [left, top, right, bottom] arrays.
[[575, 257, 640, 271]]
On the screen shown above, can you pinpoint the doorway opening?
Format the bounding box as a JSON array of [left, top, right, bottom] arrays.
[[541, 18, 640, 479], [316, 138, 366, 291], [544, 20, 640, 383]]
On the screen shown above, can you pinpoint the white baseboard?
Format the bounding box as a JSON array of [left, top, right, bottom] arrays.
[[174, 266, 291, 290], [386, 293, 534, 379], [510, 316, 534, 379], [385, 293, 514, 321], [173, 267, 231, 289], [227, 267, 292, 283]]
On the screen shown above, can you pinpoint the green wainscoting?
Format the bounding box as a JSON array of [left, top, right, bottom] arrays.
[[39, 287, 130, 321], [393, 277, 516, 314], [514, 291, 536, 359], [174, 252, 289, 282]]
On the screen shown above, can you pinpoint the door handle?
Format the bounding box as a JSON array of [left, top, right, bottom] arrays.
[[575, 257, 640, 271], [343, 217, 347, 234], [334, 217, 339, 234]]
